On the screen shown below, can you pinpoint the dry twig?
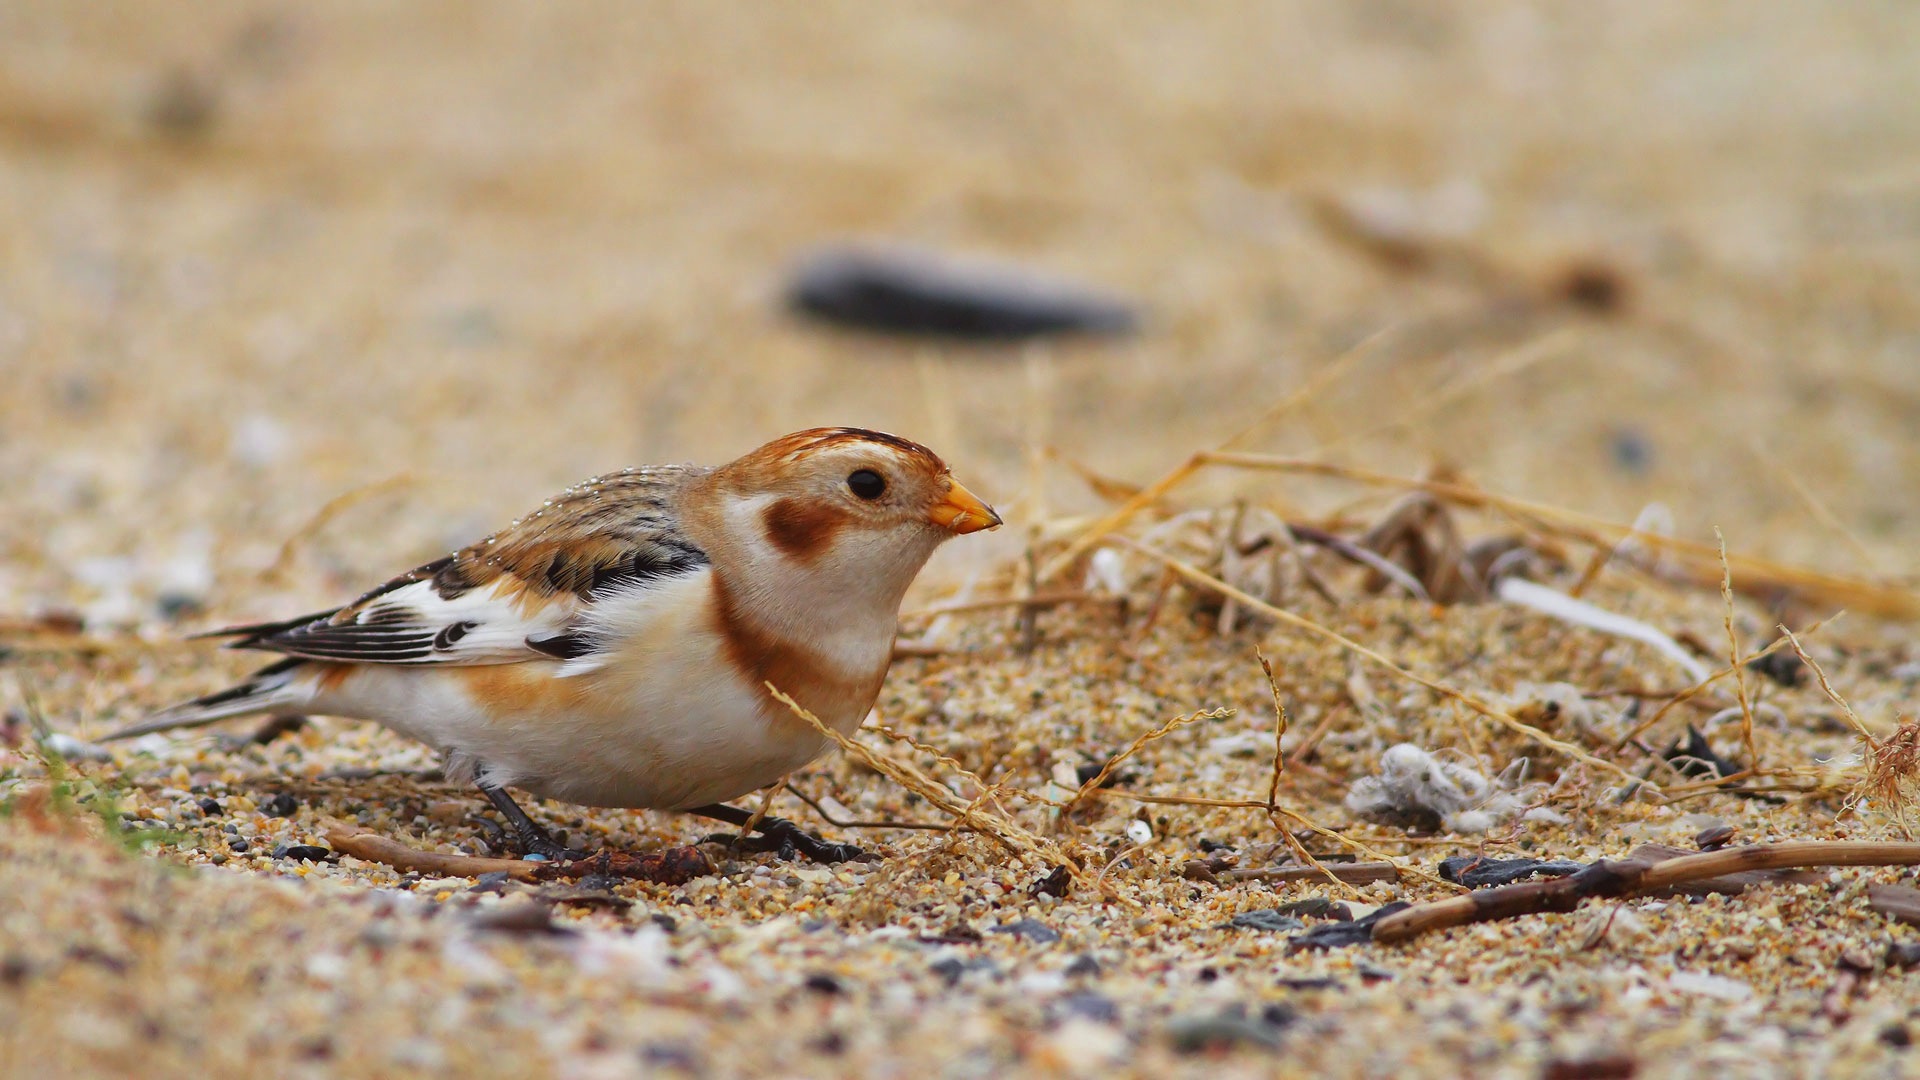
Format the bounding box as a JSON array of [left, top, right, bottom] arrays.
[[327, 824, 542, 880], [1373, 840, 1920, 944], [765, 684, 1110, 899], [1120, 538, 1649, 790], [1061, 707, 1234, 817]]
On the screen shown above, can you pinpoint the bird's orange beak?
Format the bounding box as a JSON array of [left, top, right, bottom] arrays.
[[929, 479, 1002, 534]]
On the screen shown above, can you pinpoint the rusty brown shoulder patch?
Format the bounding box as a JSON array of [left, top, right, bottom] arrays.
[[710, 574, 889, 727], [761, 497, 845, 561]]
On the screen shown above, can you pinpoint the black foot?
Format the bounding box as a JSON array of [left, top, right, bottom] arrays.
[[479, 783, 586, 861], [688, 805, 875, 864]]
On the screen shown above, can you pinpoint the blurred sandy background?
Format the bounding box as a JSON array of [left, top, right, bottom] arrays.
[[3, 2, 1917, 629]]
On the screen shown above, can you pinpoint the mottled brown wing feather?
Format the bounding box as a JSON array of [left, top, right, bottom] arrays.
[[212, 466, 712, 664]]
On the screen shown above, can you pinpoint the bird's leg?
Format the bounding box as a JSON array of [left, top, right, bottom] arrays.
[[479, 784, 585, 861], [686, 803, 874, 864]]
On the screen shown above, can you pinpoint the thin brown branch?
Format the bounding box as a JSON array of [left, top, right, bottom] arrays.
[[1373, 840, 1920, 944], [327, 824, 542, 881]]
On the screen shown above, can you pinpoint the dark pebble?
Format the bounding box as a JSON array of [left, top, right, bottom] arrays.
[[651, 913, 679, 933], [196, 797, 223, 817], [1885, 942, 1920, 968], [1197, 838, 1234, 854], [0, 956, 30, 986], [811, 1031, 847, 1056], [1064, 953, 1101, 978], [1167, 1005, 1292, 1054], [1030, 865, 1072, 899], [1074, 762, 1130, 789], [1054, 991, 1119, 1024], [1290, 902, 1412, 950], [1276, 975, 1343, 991], [1693, 823, 1737, 851], [1543, 1054, 1638, 1080], [1882, 1024, 1913, 1049], [802, 972, 844, 996], [990, 918, 1061, 945], [929, 956, 998, 987], [1224, 910, 1306, 933], [271, 843, 333, 863], [470, 903, 573, 936], [1747, 648, 1806, 688], [469, 872, 513, 894], [786, 244, 1138, 340], [1664, 725, 1742, 782], [640, 1042, 701, 1071], [1608, 428, 1653, 476], [1439, 855, 1585, 889], [260, 792, 299, 818], [1270, 897, 1350, 920], [228, 838, 249, 854], [155, 592, 204, 620]]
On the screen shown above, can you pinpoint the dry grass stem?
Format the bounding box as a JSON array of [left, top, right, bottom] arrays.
[[1716, 528, 1760, 769], [1323, 326, 1581, 455], [260, 473, 414, 584], [1746, 437, 1883, 575], [1779, 626, 1873, 747], [1062, 706, 1235, 817], [1037, 324, 1396, 585], [1256, 648, 1288, 809], [1121, 538, 1649, 790], [765, 684, 1108, 898], [1193, 453, 1920, 619], [1612, 616, 1836, 749]]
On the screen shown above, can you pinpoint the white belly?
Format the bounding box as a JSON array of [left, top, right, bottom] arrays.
[[308, 572, 873, 810]]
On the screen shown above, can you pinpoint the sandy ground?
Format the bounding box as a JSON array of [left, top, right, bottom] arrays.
[[4, 4, 1920, 1077]]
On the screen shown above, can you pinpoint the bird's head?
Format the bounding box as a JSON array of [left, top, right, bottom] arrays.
[[703, 427, 1000, 614]]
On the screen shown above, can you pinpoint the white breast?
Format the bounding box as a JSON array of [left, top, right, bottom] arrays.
[[310, 569, 852, 810]]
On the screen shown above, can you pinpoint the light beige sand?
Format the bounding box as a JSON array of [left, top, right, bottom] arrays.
[[4, 5, 1920, 1077]]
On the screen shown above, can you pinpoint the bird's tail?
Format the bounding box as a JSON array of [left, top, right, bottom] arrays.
[[105, 658, 311, 740]]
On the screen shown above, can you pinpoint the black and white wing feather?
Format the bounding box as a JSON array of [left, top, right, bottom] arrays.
[[205, 466, 711, 666]]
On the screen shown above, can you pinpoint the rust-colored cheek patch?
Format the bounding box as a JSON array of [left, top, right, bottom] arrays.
[[761, 497, 844, 561]]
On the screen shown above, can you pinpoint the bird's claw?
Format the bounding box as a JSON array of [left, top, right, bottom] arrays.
[[701, 817, 874, 864]]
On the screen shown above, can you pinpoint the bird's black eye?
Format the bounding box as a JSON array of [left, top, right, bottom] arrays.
[[847, 469, 886, 500]]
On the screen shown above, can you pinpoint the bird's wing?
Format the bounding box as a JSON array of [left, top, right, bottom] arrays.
[[205, 466, 711, 666]]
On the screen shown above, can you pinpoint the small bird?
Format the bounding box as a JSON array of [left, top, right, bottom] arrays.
[[112, 428, 1000, 862]]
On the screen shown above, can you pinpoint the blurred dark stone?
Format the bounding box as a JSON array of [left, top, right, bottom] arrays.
[[787, 244, 1138, 340]]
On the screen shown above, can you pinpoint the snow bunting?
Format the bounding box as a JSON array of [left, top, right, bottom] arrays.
[[112, 428, 1000, 862]]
